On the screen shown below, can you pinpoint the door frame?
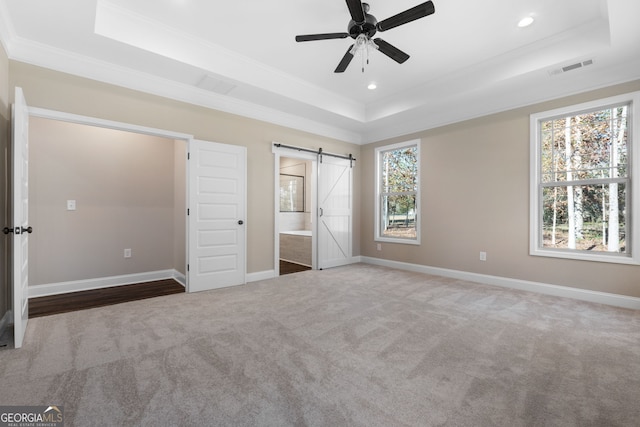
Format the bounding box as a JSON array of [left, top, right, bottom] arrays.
[[11, 87, 29, 348], [272, 144, 318, 276], [23, 106, 195, 289]]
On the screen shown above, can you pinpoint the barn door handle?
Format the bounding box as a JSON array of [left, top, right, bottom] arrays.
[[319, 208, 324, 217]]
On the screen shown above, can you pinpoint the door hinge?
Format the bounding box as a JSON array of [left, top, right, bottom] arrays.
[[187, 264, 190, 272], [187, 208, 190, 216], [187, 152, 190, 160]]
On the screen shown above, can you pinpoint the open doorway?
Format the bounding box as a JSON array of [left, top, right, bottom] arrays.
[[278, 156, 314, 275], [273, 143, 354, 276], [273, 147, 318, 276], [27, 112, 189, 305]]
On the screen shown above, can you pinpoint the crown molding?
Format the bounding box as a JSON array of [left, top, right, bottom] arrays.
[[6, 36, 363, 145]]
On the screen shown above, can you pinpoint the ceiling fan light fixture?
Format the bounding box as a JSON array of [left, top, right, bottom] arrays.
[[517, 16, 534, 28], [349, 34, 378, 55]]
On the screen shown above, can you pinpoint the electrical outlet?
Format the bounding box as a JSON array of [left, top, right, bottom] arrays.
[[479, 251, 487, 261], [67, 200, 76, 211], [377, 243, 382, 251], [124, 248, 132, 258]]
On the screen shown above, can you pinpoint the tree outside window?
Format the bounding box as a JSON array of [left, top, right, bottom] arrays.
[[375, 140, 420, 244], [531, 92, 639, 264]]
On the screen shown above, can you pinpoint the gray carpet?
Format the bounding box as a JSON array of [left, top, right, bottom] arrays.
[[1, 263, 639, 426]]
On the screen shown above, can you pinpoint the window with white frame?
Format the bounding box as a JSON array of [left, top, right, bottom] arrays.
[[375, 140, 420, 244], [530, 92, 640, 264]]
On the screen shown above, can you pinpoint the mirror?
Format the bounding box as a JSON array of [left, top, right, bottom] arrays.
[[280, 174, 304, 212]]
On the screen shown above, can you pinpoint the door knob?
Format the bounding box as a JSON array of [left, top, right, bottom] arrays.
[[238, 220, 244, 225], [21, 226, 33, 234], [2, 227, 13, 235]]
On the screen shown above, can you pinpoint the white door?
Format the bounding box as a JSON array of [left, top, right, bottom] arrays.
[[188, 140, 246, 292], [317, 155, 353, 269], [12, 87, 30, 348]]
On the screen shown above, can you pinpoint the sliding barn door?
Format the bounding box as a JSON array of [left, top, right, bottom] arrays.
[[317, 155, 353, 269], [11, 87, 31, 348], [188, 140, 246, 292]]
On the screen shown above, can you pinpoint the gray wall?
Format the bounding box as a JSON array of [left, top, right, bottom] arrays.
[[360, 80, 640, 298], [28, 117, 185, 286]]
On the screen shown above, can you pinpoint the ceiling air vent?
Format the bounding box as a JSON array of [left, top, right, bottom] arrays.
[[196, 75, 237, 95], [548, 59, 594, 77]]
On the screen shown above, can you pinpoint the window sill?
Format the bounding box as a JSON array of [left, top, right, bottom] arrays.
[[375, 237, 421, 246], [530, 248, 640, 265]]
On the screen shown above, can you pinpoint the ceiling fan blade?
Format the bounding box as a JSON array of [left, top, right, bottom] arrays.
[[373, 39, 410, 64], [345, 0, 366, 24], [377, 1, 435, 32], [296, 33, 350, 42], [335, 45, 355, 73]]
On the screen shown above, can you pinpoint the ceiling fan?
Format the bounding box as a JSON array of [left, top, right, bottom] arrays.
[[295, 0, 436, 73]]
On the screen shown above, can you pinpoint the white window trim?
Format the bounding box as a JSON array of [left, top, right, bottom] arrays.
[[375, 139, 421, 245], [529, 91, 640, 265]]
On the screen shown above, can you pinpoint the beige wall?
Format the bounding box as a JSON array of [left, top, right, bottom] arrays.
[[361, 80, 640, 298], [0, 43, 9, 321], [9, 61, 361, 275], [13, 59, 636, 299], [29, 117, 184, 285]]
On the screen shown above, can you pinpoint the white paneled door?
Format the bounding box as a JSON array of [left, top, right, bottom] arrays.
[[12, 87, 30, 348], [188, 140, 246, 292], [317, 155, 353, 269]]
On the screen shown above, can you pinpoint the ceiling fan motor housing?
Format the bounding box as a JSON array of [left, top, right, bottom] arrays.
[[348, 3, 378, 38]]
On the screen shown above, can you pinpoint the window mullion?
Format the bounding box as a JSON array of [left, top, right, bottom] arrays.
[[541, 177, 629, 187]]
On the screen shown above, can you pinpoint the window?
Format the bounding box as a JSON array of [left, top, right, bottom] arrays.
[[375, 140, 420, 244], [279, 174, 304, 212], [530, 92, 640, 264]]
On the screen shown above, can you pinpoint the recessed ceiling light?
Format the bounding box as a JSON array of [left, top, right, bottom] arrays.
[[368, 83, 377, 90], [518, 16, 534, 28]]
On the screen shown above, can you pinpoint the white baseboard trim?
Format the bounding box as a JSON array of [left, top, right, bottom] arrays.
[[361, 256, 640, 310], [247, 270, 276, 283], [29, 269, 184, 298], [173, 271, 187, 287]]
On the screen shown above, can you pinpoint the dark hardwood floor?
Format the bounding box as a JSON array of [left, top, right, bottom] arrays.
[[29, 279, 185, 318], [280, 260, 311, 275], [30, 265, 309, 318]]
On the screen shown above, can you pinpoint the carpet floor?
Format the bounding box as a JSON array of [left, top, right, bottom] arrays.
[[1, 263, 639, 426]]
